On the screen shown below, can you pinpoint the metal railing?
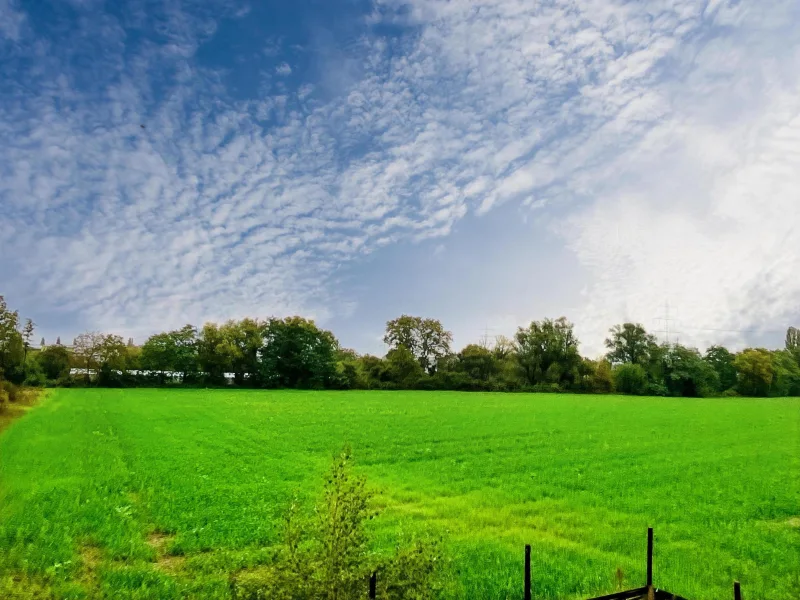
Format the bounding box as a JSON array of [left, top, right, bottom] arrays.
[[367, 527, 746, 599]]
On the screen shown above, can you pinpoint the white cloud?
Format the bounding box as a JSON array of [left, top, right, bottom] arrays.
[[1, 0, 799, 353], [0, 0, 26, 41]]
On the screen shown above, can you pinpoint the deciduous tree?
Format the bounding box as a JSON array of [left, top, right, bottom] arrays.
[[72, 332, 105, 376], [703, 345, 737, 391], [786, 327, 800, 364], [169, 325, 199, 381], [221, 318, 262, 385], [0, 296, 24, 382], [383, 316, 452, 375], [385, 345, 425, 388], [613, 363, 648, 395], [260, 317, 339, 388], [770, 350, 800, 397], [515, 317, 581, 387], [197, 322, 234, 383], [605, 323, 657, 366], [734, 348, 774, 397], [457, 344, 498, 382], [37, 345, 71, 380], [21, 319, 34, 357], [661, 344, 719, 397]]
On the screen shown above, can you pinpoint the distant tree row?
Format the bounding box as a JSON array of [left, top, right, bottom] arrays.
[[2, 295, 800, 397]]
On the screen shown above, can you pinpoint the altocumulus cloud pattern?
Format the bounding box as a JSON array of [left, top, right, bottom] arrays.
[[1, 0, 799, 354]]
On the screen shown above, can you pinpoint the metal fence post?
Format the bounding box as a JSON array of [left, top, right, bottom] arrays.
[[369, 571, 377, 599], [524, 544, 531, 600], [734, 580, 741, 600], [646, 527, 653, 587]]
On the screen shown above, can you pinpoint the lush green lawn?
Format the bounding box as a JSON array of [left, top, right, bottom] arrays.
[[1, 390, 798, 599]]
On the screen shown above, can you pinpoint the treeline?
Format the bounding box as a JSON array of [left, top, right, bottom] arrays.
[[2, 296, 800, 397]]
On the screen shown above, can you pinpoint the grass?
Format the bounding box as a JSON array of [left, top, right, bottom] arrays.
[[0, 389, 798, 599]]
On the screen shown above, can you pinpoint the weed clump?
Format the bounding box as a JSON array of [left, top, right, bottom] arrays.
[[231, 446, 443, 600]]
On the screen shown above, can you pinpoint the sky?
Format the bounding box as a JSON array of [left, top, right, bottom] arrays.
[[1, 0, 799, 358]]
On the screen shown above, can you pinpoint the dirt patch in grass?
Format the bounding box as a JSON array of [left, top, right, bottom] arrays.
[[76, 545, 103, 598], [788, 517, 800, 528], [0, 389, 45, 435], [0, 573, 55, 599], [146, 532, 175, 553], [80, 545, 102, 570], [146, 532, 186, 574], [0, 405, 33, 434], [153, 554, 186, 574]]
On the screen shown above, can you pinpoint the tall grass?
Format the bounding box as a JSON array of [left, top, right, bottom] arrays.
[[0, 389, 798, 599]]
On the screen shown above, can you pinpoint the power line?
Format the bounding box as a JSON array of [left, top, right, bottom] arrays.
[[670, 324, 789, 335], [654, 301, 681, 345], [479, 324, 491, 348]]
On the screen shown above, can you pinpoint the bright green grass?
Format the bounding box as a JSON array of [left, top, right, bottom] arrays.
[[1, 390, 798, 599]]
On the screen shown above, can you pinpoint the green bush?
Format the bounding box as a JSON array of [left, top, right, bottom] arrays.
[[231, 447, 443, 600], [37, 345, 72, 380], [23, 371, 47, 387], [612, 364, 648, 395]]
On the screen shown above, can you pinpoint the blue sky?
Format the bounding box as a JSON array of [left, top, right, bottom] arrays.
[[2, 0, 799, 357]]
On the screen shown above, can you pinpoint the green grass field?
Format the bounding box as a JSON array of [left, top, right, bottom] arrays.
[[1, 390, 798, 599]]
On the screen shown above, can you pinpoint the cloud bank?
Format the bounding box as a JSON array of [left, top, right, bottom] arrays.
[[1, 0, 798, 353]]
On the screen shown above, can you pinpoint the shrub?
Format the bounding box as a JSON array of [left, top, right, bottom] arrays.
[[1, 380, 19, 403], [23, 371, 47, 387], [645, 382, 668, 397], [37, 345, 72, 380], [612, 364, 648, 395], [231, 447, 443, 600], [531, 383, 563, 393]]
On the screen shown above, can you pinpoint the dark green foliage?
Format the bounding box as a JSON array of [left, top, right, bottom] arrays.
[[0, 296, 25, 384], [515, 317, 581, 388], [770, 350, 800, 397], [230, 448, 442, 600], [456, 345, 498, 382], [335, 360, 361, 390], [358, 355, 391, 389], [169, 325, 200, 380], [197, 322, 232, 384], [22, 355, 46, 387], [661, 344, 720, 397], [4, 288, 799, 397], [217, 319, 263, 386], [612, 363, 648, 395], [140, 326, 199, 381], [605, 323, 657, 366], [259, 317, 339, 389], [573, 358, 615, 393], [385, 346, 426, 388], [734, 348, 774, 397], [37, 345, 71, 380], [704, 345, 737, 391]]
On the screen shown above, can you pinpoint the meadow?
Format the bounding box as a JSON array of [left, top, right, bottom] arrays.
[[0, 389, 798, 599]]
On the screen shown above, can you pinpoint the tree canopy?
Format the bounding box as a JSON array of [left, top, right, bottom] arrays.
[[1, 294, 798, 398], [605, 323, 657, 366], [383, 316, 452, 375]]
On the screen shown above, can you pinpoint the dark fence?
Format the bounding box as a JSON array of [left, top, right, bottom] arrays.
[[367, 527, 745, 600]]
